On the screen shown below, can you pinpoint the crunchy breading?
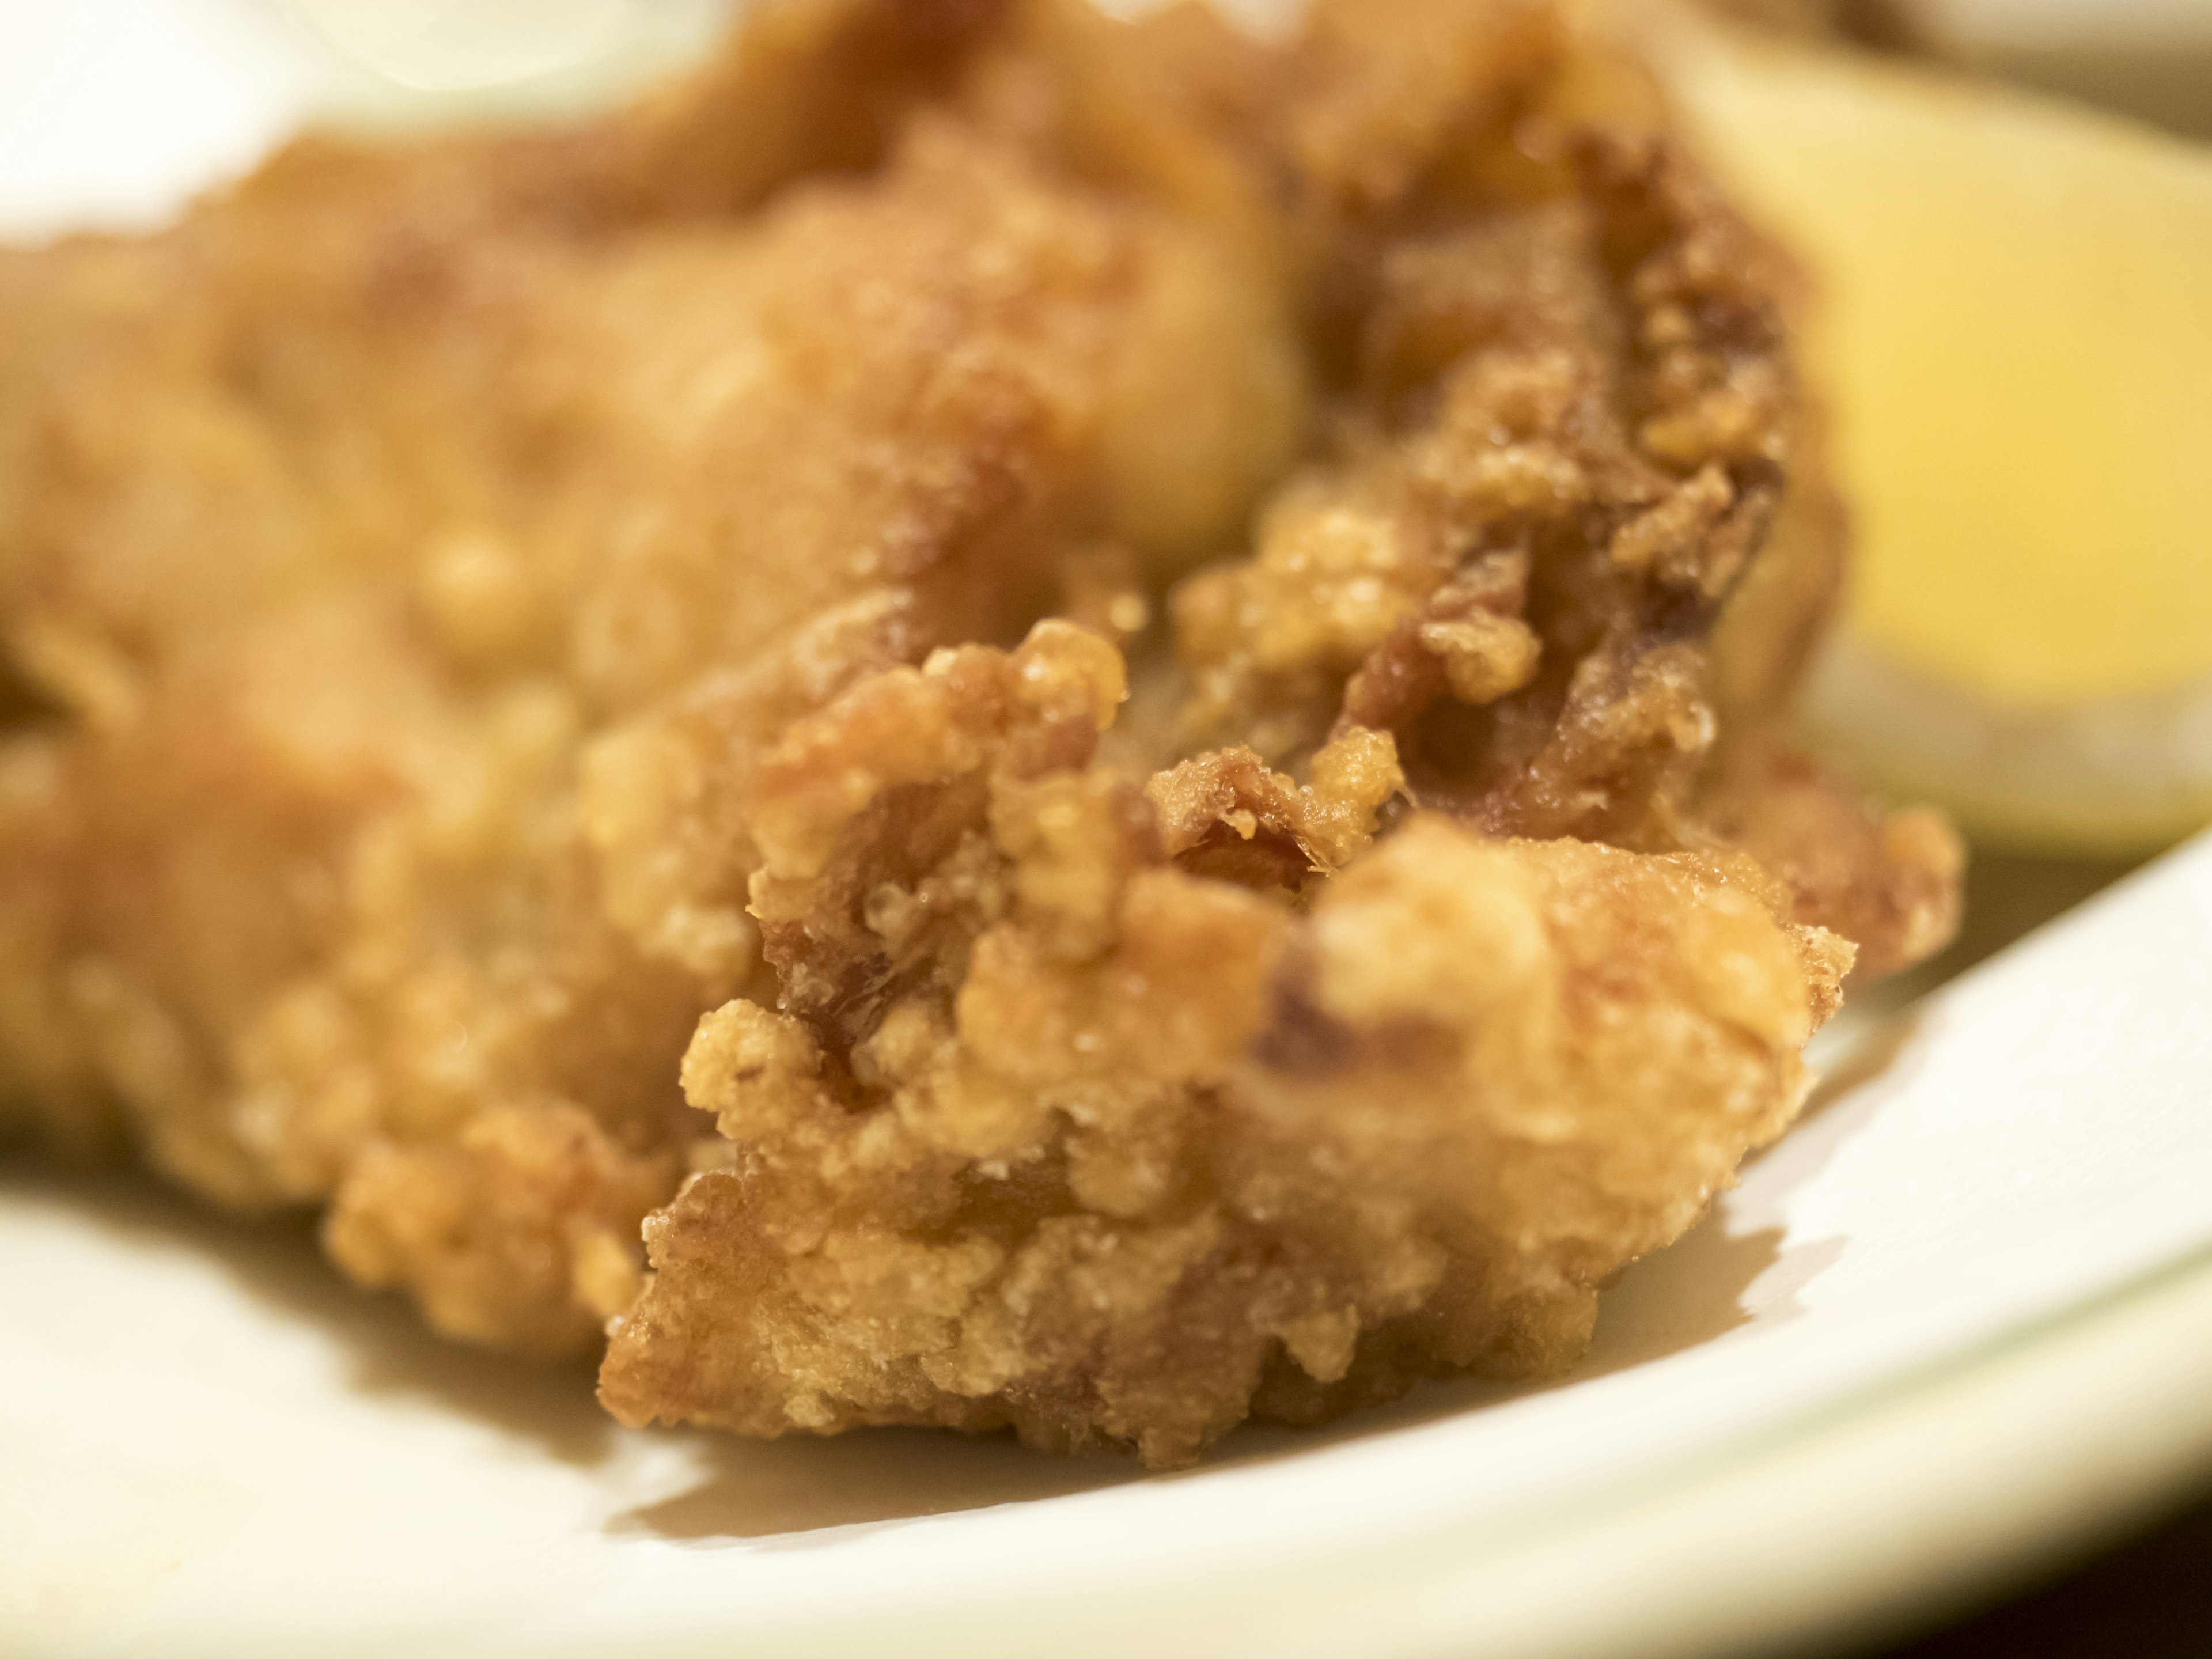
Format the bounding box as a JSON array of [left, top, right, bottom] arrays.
[[0, 0, 1956, 1452], [597, 0, 1943, 1463], [0, 0, 1305, 1352], [600, 625, 1849, 1465]]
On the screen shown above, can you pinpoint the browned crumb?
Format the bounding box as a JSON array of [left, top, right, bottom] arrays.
[[0, 0, 1956, 1456], [600, 624, 1849, 1465], [1698, 740, 1964, 980]]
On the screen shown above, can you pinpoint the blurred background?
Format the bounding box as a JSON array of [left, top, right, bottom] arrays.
[[1672, 13, 2212, 1654]]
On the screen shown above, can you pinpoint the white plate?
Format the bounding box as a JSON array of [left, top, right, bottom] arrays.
[[7, 10, 2212, 1656]]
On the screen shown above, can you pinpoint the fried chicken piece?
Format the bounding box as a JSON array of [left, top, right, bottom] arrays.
[[1168, 1, 1958, 955], [0, 0, 1304, 1350], [599, 0, 1950, 1465], [1, 0, 1956, 1451], [600, 624, 1850, 1465]]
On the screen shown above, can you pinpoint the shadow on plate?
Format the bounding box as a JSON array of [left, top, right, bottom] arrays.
[[616, 1424, 1150, 1546], [0, 1155, 618, 1467]]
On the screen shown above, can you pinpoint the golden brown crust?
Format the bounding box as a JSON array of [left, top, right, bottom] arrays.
[[600, 627, 1847, 1465], [0, 0, 1956, 1455], [1172, 127, 1804, 849], [0, 2, 1305, 1346], [1698, 740, 1965, 980]]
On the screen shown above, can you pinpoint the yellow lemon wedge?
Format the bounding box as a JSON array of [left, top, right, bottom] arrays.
[[1653, 16, 2212, 854]]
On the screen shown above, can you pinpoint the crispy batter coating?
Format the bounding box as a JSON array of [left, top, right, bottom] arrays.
[[1164, 5, 1955, 972], [0, 0, 1305, 1351], [600, 624, 1848, 1464], [598, 0, 1944, 1463], [0, 0, 1957, 1449], [1176, 103, 1804, 838]]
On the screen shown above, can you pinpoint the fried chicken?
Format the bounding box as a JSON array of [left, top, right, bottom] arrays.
[[0, 0, 1958, 1456], [0, 0, 1306, 1351], [598, 622, 1850, 1464]]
